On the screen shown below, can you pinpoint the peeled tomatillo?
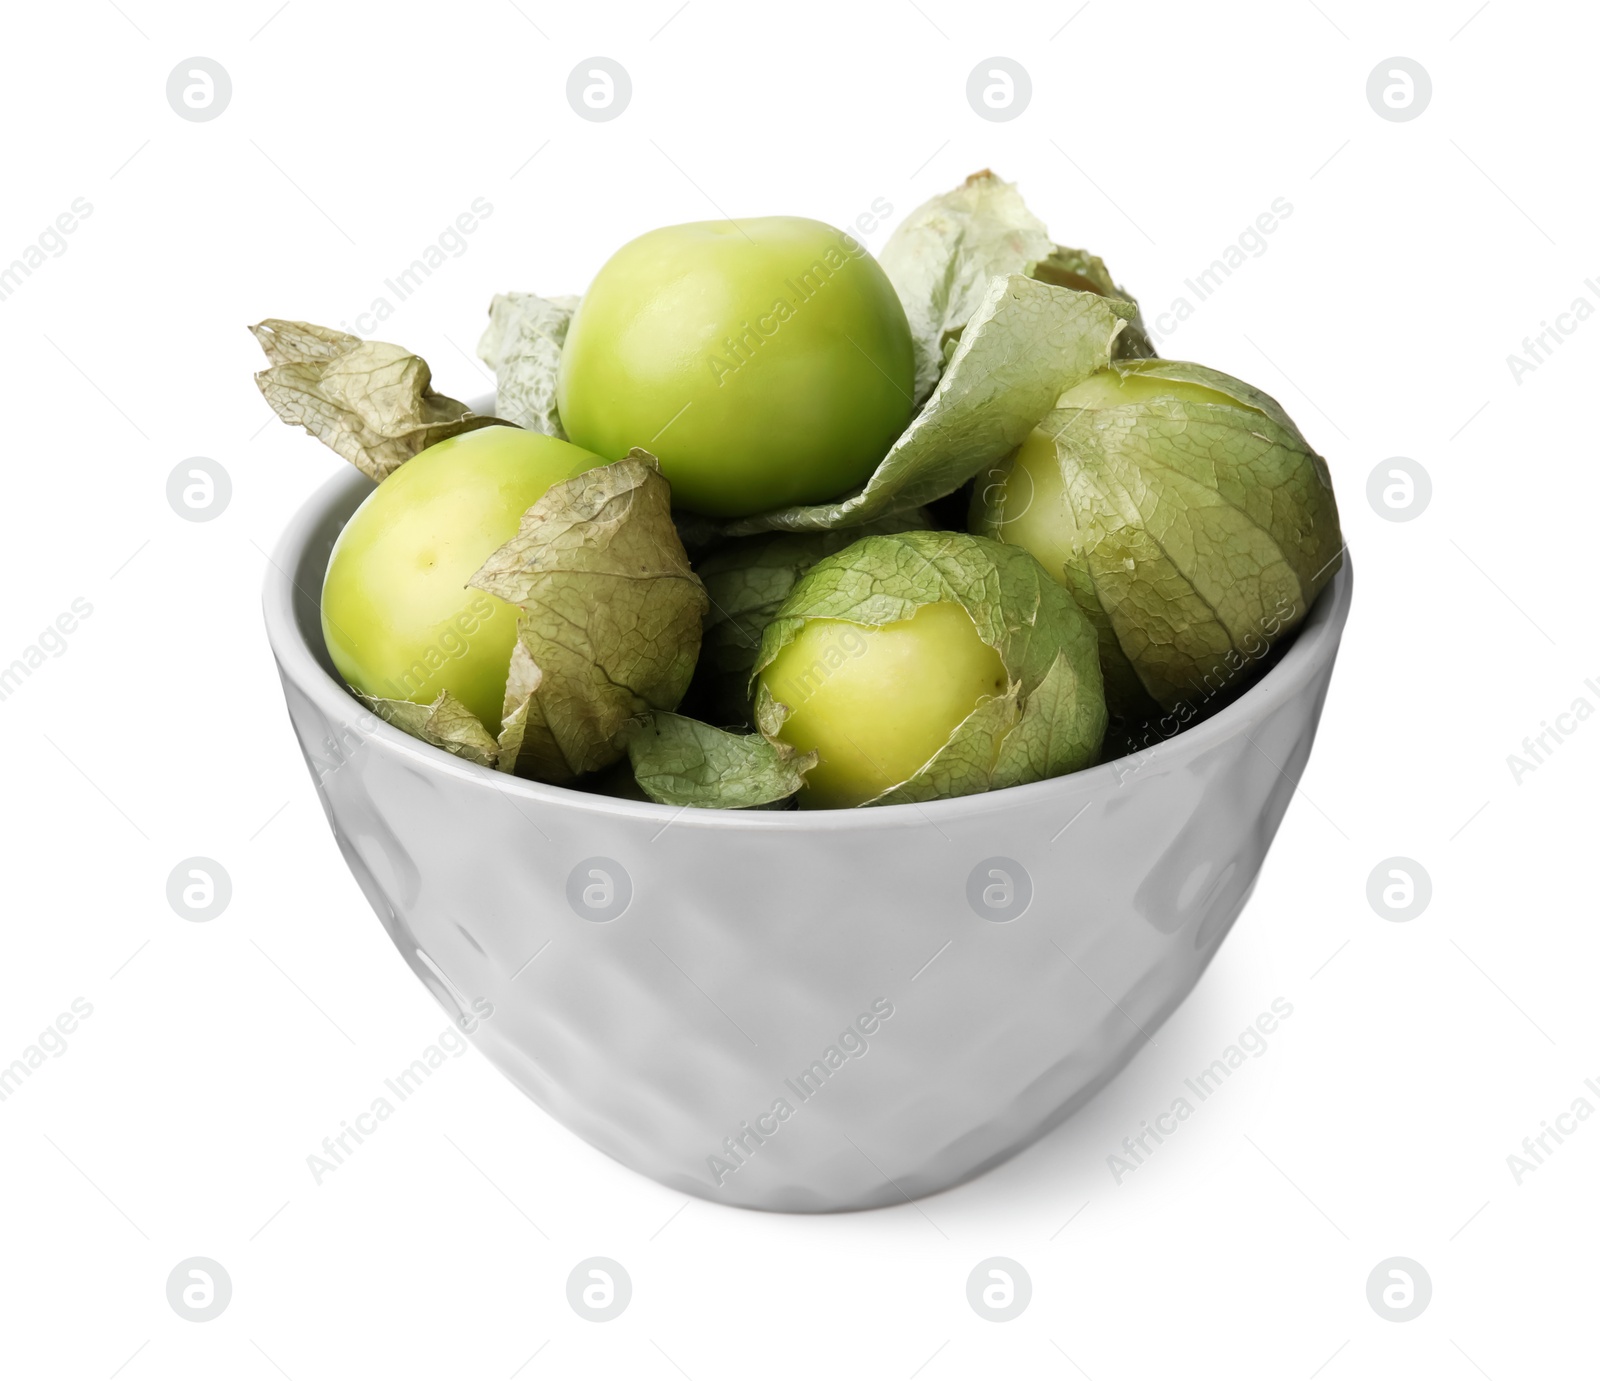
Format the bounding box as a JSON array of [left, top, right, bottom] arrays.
[[758, 601, 1009, 809], [556, 216, 915, 518], [321, 425, 604, 733]]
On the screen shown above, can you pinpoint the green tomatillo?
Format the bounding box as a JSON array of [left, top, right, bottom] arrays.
[[752, 530, 1106, 808], [761, 602, 1008, 808], [556, 217, 916, 518], [321, 425, 604, 733], [970, 359, 1343, 723]]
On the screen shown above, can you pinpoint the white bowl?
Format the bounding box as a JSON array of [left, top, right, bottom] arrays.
[[263, 466, 1353, 1212]]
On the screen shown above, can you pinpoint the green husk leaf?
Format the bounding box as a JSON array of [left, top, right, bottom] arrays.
[[689, 509, 933, 727], [1028, 245, 1156, 360], [990, 647, 1106, 789], [1056, 558, 1158, 721], [879, 170, 1156, 404], [250, 319, 499, 481], [979, 358, 1343, 715], [476, 291, 580, 438], [724, 274, 1128, 536], [494, 641, 561, 776], [627, 713, 816, 809], [754, 531, 1106, 804], [469, 451, 709, 784], [878, 170, 1055, 405], [360, 690, 499, 768]]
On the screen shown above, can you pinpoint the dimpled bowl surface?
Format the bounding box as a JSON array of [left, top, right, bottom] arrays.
[[263, 467, 1352, 1212]]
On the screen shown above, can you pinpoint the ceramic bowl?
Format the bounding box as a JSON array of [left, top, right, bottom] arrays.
[[263, 465, 1352, 1212]]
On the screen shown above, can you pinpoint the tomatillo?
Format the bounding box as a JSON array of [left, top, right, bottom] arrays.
[[556, 216, 915, 518], [975, 371, 1252, 593], [970, 360, 1343, 715], [321, 425, 604, 733], [758, 601, 1009, 809], [751, 530, 1106, 809]]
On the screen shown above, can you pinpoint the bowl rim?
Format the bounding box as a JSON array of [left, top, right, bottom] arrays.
[[262, 465, 1353, 832]]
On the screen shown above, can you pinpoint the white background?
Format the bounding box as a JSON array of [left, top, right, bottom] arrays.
[[1, 1, 1593, 1376]]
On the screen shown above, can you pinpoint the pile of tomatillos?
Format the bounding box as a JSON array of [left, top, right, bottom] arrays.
[[254, 171, 1343, 811]]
